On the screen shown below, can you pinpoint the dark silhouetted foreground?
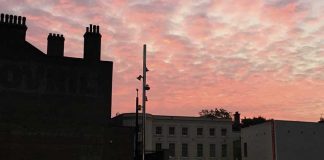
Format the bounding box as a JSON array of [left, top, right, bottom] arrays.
[[0, 13, 133, 160]]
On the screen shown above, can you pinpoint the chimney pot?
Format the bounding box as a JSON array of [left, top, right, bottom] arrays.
[[22, 17, 26, 25], [0, 14, 3, 22], [9, 15, 13, 23], [14, 15, 17, 24], [97, 26, 99, 33], [18, 16, 21, 24], [5, 14, 9, 23], [93, 25, 97, 33], [90, 24, 93, 32]]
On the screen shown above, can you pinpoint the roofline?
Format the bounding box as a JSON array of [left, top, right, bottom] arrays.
[[113, 112, 232, 122], [270, 119, 322, 124], [242, 119, 323, 129]]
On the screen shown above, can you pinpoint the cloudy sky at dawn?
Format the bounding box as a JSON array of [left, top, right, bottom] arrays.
[[1, 0, 323, 121]]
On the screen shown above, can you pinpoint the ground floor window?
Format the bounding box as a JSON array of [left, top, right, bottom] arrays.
[[197, 144, 203, 157], [156, 143, 162, 151], [210, 144, 216, 157], [182, 143, 188, 157], [221, 144, 227, 157], [169, 143, 175, 157]]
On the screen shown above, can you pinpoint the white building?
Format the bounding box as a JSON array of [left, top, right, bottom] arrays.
[[113, 113, 241, 160], [241, 120, 324, 160]]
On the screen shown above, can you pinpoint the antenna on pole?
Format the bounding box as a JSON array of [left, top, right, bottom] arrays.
[[137, 44, 150, 160], [142, 44, 147, 160], [135, 88, 139, 160], [136, 88, 139, 97]]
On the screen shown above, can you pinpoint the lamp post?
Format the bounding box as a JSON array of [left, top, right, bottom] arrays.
[[137, 44, 150, 160], [142, 44, 147, 160]]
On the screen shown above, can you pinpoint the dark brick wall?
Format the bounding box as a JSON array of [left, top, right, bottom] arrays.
[[0, 15, 135, 160], [0, 126, 134, 160], [0, 57, 113, 125], [103, 126, 135, 160]]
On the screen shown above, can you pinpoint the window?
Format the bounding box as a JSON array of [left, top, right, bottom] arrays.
[[169, 127, 175, 135], [138, 126, 142, 134], [182, 143, 188, 157], [210, 144, 216, 157], [221, 144, 227, 157], [197, 144, 203, 157], [244, 143, 248, 157], [156, 126, 162, 135], [197, 128, 203, 136], [169, 143, 175, 157], [221, 128, 227, 136], [156, 143, 162, 151], [182, 127, 188, 136], [209, 128, 215, 136]]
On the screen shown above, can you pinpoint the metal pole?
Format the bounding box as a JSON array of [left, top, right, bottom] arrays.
[[142, 44, 147, 160], [135, 89, 139, 160]]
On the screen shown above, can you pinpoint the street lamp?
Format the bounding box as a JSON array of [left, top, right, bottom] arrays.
[[137, 75, 143, 81], [137, 44, 150, 160]]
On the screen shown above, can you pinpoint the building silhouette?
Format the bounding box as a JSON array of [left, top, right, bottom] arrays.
[[0, 13, 133, 160]]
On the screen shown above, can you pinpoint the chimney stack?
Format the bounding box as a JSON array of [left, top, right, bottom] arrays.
[[233, 112, 241, 131], [0, 13, 27, 42], [83, 24, 101, 61], [47, 33, 65, 57], [234, 112, 240, 125]]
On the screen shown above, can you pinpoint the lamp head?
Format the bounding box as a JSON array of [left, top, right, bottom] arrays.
[[145, 84, 150, 90], [137, 75, 143, 81]]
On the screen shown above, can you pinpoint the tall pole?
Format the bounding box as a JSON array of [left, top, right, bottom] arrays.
[[142, 44, 147, 160], [135, 89, 139, 160]]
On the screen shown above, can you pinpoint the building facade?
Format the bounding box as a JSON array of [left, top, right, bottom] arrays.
[[0, 13, 133, 160], [241, 120, 324, 160], [114, 113, 241, 160]]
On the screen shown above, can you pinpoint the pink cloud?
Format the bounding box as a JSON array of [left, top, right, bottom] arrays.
[[185, 14, 213, 40], [0, 0, 323, 122], [261, 1, 307, 26]]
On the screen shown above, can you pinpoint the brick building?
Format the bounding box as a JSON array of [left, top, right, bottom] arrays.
[[0, 13, 133, 160]]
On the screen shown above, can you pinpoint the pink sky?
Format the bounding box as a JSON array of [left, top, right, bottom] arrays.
[[1, 0, 323, 121]]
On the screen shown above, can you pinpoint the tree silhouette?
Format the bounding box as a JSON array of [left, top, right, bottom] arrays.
[[241, 116, 266, 128], [199, 108, 232, 119]]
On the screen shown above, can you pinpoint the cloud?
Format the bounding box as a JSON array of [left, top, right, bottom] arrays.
[[0, 0, 323, 121]]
